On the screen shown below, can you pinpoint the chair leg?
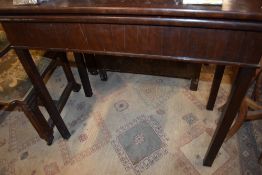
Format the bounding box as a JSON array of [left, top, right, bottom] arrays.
[[246, 110, 262, 120], [58, 52, 81, 92], [21, 96, 54, 145], [206, 65, 225, 110], [15, 48, 71, 140], [225, 98, 248, 141]]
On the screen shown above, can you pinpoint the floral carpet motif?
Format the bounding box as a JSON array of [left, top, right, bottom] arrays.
[[1, 65, 262, 175], [112, 115, 168, 175]]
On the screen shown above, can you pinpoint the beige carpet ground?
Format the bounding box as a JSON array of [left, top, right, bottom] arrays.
[[1, 65, 262, 175]]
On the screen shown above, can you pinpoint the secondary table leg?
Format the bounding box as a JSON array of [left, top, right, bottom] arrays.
[[190, 64, 202, 91], [15, 49, 71, 139], [206, 65, 225, 110], [84, 53, 108, 81], [203, 67, 255, 166], [84, 53, 98, 75], [74, 52, 93, 97]]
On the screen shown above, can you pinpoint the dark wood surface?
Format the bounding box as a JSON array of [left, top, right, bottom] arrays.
[[204, 67, 255, 166], [74, 52, 93, 97], [15, 49, 71, 139], [0, 0, 262, 22], [206, 65, 226, 110], [0, 49, 81, 144], [20, 91, 54, 145], [2, 23, 262, 66], [0, 0, 261, 167]]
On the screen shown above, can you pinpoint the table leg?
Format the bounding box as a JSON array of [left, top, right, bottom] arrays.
[[84, 54, 108, 81], [15, 49, 71, 139], [59, 52, 81, 92], [74, 52, 93, 97], [190, 64, 202, 91], [99, 69, 108, 81], [259, 153, 262, 165], [84, 53, 98, 75], [206, 65, 225, 110], [203, 67, 255, 166]]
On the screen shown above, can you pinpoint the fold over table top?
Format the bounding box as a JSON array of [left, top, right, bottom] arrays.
[[0, 0, 261, 22]]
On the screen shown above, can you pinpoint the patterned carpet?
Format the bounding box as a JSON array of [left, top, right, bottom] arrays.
[[1, 65, 262, 175]]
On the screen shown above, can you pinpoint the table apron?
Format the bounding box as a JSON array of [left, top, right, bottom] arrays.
[[2, 22, 262, 66]]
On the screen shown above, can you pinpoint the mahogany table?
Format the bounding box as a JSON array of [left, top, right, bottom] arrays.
[[0, 0, 261, 167]]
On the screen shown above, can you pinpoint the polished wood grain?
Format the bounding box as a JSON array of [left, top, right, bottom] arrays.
[[207, 65, 226, 110], [20, 92, 54, 145], [204, 67, 255, 166], [0, 0, 261, 22], [15, 49, 71, 139], [3, 23, 262, 66], [0, 49, 81, 144], [74, 52, 93, 97]]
